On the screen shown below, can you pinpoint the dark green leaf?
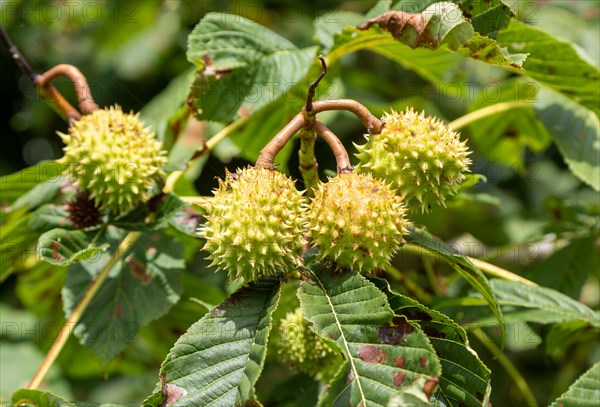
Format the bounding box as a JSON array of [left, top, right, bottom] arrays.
[[231, 97, 304, 168], [468, 280, 600, 328], [372, 278, 491, 407], [298, 266, 441, 406], [12, 177, 64, 212], [534, 86, 600, 190], [549, 362, 600, 407], [62, 230, 184, 364], [156, 280, 280, 406], [186, 12, 317, 122], [496, 21, 600, 115]]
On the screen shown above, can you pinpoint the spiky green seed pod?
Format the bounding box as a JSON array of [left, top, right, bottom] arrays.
[[59, 106, 167, 214], [307, 172, 409, 273], [277, 308, 337, 378], [355, 108, 472, 213], [200, 167, 307, 282]]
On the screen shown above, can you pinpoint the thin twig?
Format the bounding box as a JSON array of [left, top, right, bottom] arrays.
[[0, 26, 82, 122], [314, 120, 353, 174], [305, 55, 327, 113], [472, 328, 539, 407], [449, 102, 531, 130], [28, 231, 142, 390], [0, 25, 37, 82], [34, 64, 99, 115], [311, 99, 383, 134]]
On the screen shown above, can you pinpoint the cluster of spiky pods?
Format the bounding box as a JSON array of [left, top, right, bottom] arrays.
[[201, 97, 471, 282], [30, 55, 471, 380]]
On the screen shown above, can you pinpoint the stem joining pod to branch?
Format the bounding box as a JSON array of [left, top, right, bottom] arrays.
[[255, 56, 382, 177], [34, 64, 99, 121]]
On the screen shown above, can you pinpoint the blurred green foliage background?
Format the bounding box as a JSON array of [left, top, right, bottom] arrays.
[[1, 0, 599, 405]]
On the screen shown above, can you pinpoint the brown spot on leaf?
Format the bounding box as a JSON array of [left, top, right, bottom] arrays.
[[126, 256, 151, 285], [423, 377, 439, 400], [420, 356, 427, 368], [394, 355, 405, 368], [51, 241, 61, 261], [116, 302, 124, 318], [202, 54, 213, 67], [378, 320, 414, 345], [393, 372, 406, 387], [357, 345, 387, 364], [159, 372, 187, 407]]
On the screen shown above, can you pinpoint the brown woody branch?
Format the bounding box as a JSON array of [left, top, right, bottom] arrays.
[[34, 64, 99, 116], [310, 99, 383, 133]]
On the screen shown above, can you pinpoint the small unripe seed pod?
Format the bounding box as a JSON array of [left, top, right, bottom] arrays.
[[59, 106, 167, 214], [356, 108, 472, 213], [200, 167, 307, 282], [277, 308, 337, 377], [307, 172, 410, 273]]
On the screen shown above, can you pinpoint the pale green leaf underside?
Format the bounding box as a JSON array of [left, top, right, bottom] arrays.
[[298, 267, 441, 406], [158, 280, 280, 406], [549, 362, 600, 407], [468, 280, 600, 328]]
